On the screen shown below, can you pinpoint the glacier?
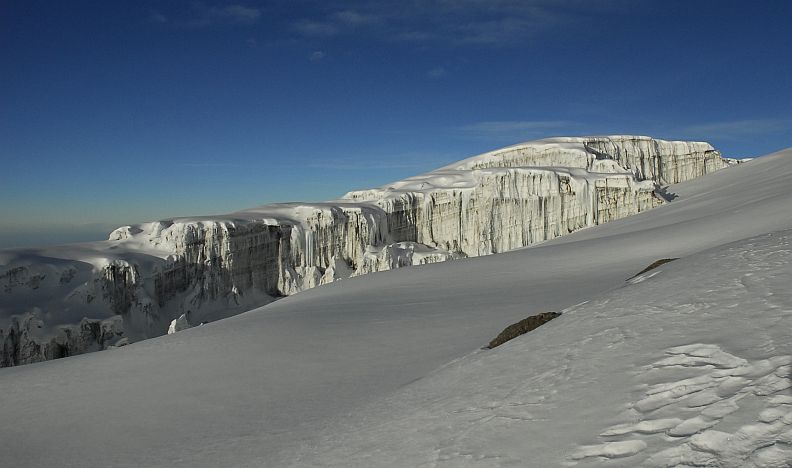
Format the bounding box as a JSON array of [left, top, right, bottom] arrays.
[[0, 136, 735, 366], [0, 146, 788, 468]]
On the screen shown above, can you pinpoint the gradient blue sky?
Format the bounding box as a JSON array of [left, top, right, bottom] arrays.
[[2, 0, 791, 248]]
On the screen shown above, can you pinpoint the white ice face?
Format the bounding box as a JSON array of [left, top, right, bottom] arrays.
[[0, 136, 735, 366]]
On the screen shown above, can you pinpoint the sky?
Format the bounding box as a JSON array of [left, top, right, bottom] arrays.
[[1, 0, 791, 248]]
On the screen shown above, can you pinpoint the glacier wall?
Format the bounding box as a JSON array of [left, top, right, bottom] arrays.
[[452, 136, 728, 184], [0, 136, 735, 366]]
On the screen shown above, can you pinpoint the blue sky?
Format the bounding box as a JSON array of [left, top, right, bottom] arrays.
[[1, 0, 791, 248]]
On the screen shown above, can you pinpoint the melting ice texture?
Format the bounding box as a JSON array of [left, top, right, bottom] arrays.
[[0, 136, 733, 366]]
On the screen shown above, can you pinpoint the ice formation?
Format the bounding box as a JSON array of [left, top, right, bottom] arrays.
[[0, 136, 735, 366]]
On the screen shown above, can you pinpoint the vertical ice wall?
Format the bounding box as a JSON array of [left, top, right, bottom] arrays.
[[0, 136, 736, 366]]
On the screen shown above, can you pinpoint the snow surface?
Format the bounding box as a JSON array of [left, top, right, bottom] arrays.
[[291, 230, 792, 467], [0, 148, 789, 467], [1, 135, 731, 365]]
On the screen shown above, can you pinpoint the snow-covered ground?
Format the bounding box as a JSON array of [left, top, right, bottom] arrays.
[[0, 147, 789, 467], [291, 230, 792, 467]]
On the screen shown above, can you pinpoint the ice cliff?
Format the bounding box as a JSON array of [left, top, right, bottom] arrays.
[[0, 136, 735, 366]]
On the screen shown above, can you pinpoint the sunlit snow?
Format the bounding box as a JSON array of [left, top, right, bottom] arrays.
[[0, 146, 789, 467]]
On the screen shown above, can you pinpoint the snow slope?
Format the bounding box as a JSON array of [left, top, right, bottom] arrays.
[[0, 147, 788, 467], [0, 136, 732, 366], [292, 230, 792, 467]]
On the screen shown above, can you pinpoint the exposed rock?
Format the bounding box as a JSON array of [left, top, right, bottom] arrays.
[[487, 312, 562, 349], [629, 258, 679, 280]]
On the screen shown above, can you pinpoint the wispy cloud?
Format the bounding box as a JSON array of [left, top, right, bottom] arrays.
[[679, 119, 792, 140], [309, 50, 327, 62], [293, 9, 381, 37], [293, 19, 340, 36], [149, 11, 168, 24], [427, 66, 446, 79], [298, 151, 456, 171], [154, 4, 263, 29], [306, 160, 443, 170], [290, 1, 620, 47], [332, 10, 380, 27], [178, 162, 246, 168], [196, 4, 261, 25], [443, 9, 564, 46], [458, 120, 574, 141]]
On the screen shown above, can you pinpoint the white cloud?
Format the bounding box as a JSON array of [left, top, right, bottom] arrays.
[[290, 0, 620, 47], [149, 11, 168, 24], [332, 10, 380, 27], [302, 152, 455, 171], [680, 119, 791, 140], [461, 120, 571, 133], [293, 9, 380, 37], [168, 4, 263, 28], [427, 66, 447, 79], [294, 19, 339, 36], [309, 50, 327, 62], [219, 5, 261, 23], [178, 162, 245, 168], [457, 120, 574, 142]]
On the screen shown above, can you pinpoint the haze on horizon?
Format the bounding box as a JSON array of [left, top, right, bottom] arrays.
[[2, 0, 791, 248]]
